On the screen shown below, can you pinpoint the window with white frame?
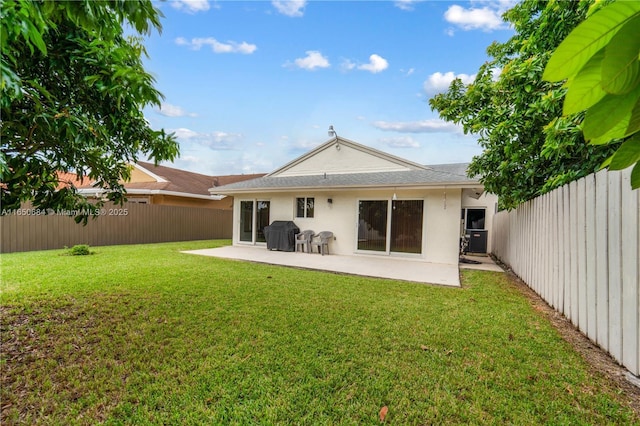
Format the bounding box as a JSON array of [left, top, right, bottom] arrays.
[[296, 197, 314, 218]]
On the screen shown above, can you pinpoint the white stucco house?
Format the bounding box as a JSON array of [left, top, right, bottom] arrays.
[[211, 137, 498, 265]]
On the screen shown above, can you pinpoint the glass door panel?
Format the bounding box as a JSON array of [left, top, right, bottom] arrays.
[[358, 200, 388, 251], [240, 201, 253, 242], [256, 201, 270, 243], [390, 200, 423, 254]]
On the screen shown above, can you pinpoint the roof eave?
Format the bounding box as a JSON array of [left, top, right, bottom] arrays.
[[210, 180, 481, 195], [79, 188, 226, 201]]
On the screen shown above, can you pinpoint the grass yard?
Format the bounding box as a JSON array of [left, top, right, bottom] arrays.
[[1, 240, 638, 425]]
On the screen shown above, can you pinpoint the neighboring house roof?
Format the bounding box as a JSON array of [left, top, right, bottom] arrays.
[[211, 137, 480, 195], [55, 172, 95, 190], [71, 162, 265, 200], [123, 161, 265, 199]]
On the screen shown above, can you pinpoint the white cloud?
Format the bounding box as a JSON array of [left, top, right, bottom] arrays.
[[170, 128, 242, 150], [156, 103, 197, 118], [444, 4, 506, 32], [372, 119, 461, 134], [170, 0, 210, 14], [341, 59, 356, 72], [290, 138, 321, 151], [357, 54, 389, 74], [175, 37, 257, 54], [394, 0, 422, 11], [380, 136, 420, 148], [289, 50, 330, 70], [403, 68, 415, 76], [172, 128, 200, 139], [423, 71, 476, 94], [272, 0, 306, 17]]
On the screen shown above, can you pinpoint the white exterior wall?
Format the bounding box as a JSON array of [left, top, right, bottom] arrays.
[[232, 187, 462, 265], [424, 188, 462, 264]]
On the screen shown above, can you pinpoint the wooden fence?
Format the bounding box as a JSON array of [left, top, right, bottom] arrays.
[[492, 167, 639, 376], [0, 202, 232, 253]]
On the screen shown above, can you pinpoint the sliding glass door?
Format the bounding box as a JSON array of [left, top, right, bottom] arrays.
[[240, 201, 253, 242], [239, 200, 270, 244], [390, 200, 423, 254], [358, 199, 423, 254], [358, 200, 388, 251]]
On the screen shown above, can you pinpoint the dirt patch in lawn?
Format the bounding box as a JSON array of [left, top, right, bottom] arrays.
[[495, 259, 640, 419]]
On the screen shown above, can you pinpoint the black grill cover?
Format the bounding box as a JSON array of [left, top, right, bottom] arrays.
[[264, 221, 300, 251]]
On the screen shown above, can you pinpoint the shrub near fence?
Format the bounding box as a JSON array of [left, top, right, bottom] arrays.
[[492, 167, 639, 376], [0, 202, 232, 253]]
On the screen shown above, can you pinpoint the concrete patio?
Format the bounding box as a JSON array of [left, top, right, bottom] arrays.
[[183, 246, 503, 287]]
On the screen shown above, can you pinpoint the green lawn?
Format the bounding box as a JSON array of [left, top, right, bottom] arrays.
[[1, 240, 637, 425]]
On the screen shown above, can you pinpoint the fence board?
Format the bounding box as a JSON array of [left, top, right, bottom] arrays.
[[577, 178, 587, 333], [563, 186, 572, 318], [557, 186, 565, 314], [492, 167, 639, 376], [621, 168, 639, 374], [608, 171, 622, 362], [0, 202, 232, 253], [595, 170, 609, 349], [585, 174, 597, 339], [569, 181, 579, 326]]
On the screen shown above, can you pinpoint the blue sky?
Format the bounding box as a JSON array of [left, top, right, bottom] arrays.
[[141, 0, 515, 176]]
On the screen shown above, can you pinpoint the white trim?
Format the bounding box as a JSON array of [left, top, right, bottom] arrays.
[[213, 182, 481, 195], [78, 188, 226, 201], [133, 163, 168, 182]]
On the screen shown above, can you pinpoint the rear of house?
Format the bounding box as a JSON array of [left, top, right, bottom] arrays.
[[212, 137, 497, 265]]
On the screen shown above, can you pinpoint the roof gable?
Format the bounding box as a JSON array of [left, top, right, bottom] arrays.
[[268, 137, 428, 177]]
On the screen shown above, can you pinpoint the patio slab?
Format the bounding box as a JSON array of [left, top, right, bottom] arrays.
[[460, 255, 505, 273], [185, 246, 466, 286]]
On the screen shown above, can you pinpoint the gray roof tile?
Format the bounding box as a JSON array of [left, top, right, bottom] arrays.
[[212, 163, 476, 193]]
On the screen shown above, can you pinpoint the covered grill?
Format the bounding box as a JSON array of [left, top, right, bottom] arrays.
[[264, 221, 300, 251]]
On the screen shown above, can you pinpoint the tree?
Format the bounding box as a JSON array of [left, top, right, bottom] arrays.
[[543, 0, 640, 188], [429, 0, 616, 209], [1, 0, 179, 222]]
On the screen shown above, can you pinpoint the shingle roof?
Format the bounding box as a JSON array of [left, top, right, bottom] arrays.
[[211, 163, 477, 194], [427, 163, 470, 178], [129, 161, 265, 196], [55, 172, 95, 190], [70, 162, 265, 197]]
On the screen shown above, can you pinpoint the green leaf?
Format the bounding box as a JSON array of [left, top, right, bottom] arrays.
[[626, 97, 640, 136], [543, 1, 640, 82], [563, 49, 607, 115], [589, 119, 627, 146], [601, 16, 640, 94], [631, 161, 640, 189], [583, 84, 640, 140], [609, 134, 640, 170], [599, 154, 613, 169]]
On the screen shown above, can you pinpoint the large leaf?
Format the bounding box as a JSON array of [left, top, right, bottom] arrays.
[[632, 162, 640, 189], [583, 84, 640, 140], [601, 16, 640, 94], [609, 134, 640, 170], [627, 97, 640, 136], [590, 118, 628, 146], [563, 49, 607, 115], [543, 1, 640, 82]]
